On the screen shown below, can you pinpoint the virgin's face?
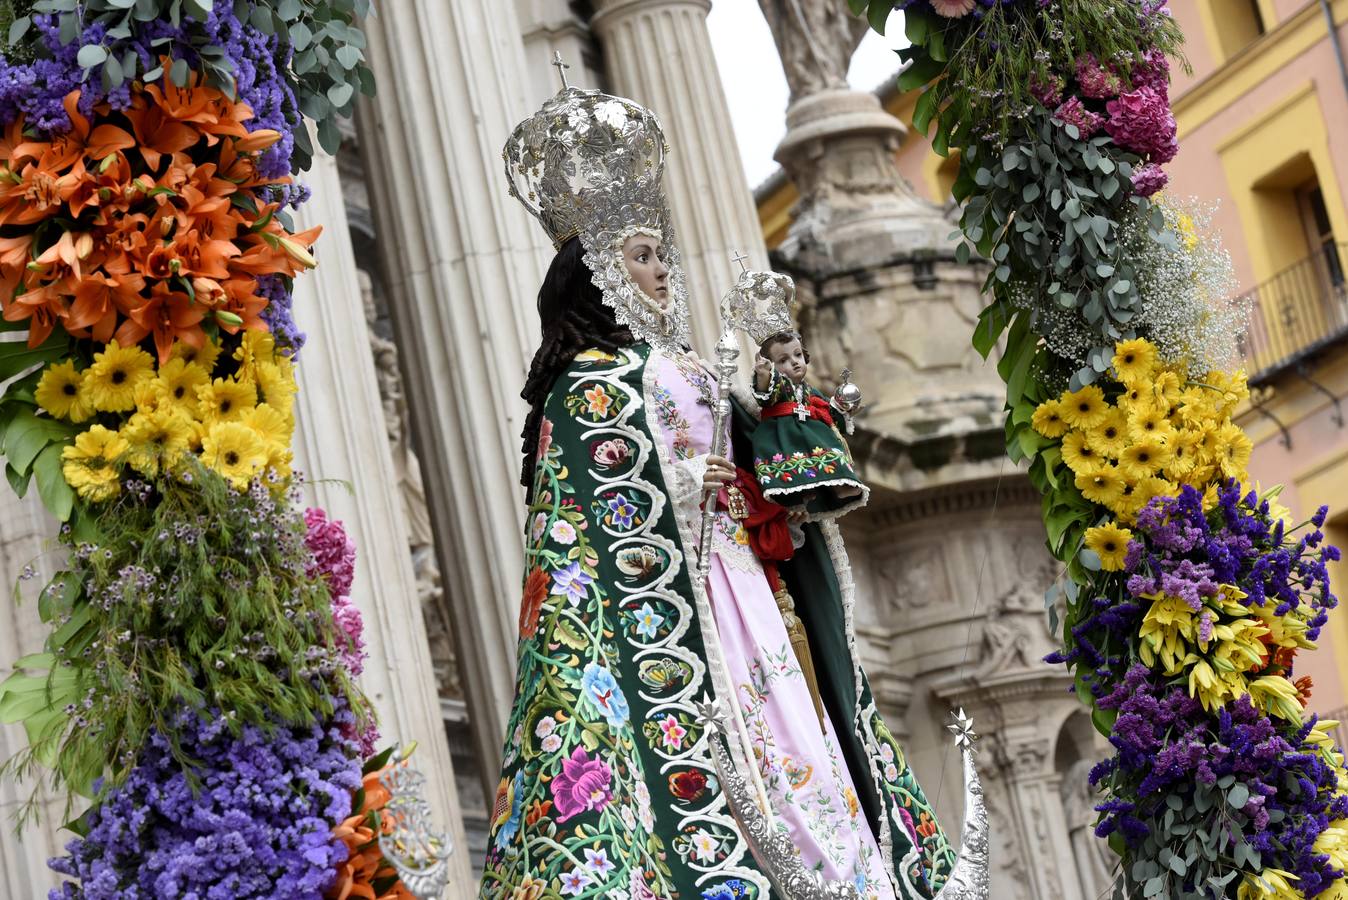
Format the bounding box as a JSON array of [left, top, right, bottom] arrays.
[[622, 234, 670, 309]]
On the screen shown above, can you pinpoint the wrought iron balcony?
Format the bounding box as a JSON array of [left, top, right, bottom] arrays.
[[1237, 242, 1348, 383]]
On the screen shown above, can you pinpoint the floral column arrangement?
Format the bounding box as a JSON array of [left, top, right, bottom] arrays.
[[0, 1, 421, 897], [853, 1, 1344, 897]]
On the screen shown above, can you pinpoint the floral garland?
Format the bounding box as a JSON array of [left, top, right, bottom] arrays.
[[0, 2, 415, 897], [853, 1, 1344, 897]]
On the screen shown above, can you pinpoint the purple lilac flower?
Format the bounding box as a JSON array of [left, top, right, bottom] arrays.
[[48, 707, 361, 899], [1105, 86, 1179, 163], [256, 274, 307, 358], [1029, 72, 1064, 108], [1053, 96, 1104, 138], [1129, 47, 1171, 94]]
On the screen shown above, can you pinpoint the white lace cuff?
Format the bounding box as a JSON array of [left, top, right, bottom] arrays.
[[671, 454, 709, 537]]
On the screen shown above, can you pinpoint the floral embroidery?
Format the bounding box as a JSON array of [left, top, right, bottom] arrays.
[[518, 567, 549, 640], [591, 489, 648, 532], [632, 601, 665, 638], [549, 561, 593, 605], [652, 382, 696, 459], [658, 714, 687, 751], [590, 437, 632, 468], [564, 382, 625, 421], [581, 662, 631, 728], [550, 746, 614, 822], [753, 446, 850, 485]]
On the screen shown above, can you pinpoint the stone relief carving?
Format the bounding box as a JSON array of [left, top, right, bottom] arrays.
[[978, 738, 1032, 900], [878, 547, 940, 612], [359, 268, 462, 700], [757, 0, 868, 103], [1061, 758, 1116, 898]]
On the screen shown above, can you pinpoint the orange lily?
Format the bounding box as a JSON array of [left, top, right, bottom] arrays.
[[66, 272, 146, 344], [114, 281, 206, 363], [40, 92, 135, 173], [122, 93, 200, 171], [214, 276, 269, 333], [4, 281, 70, 346]]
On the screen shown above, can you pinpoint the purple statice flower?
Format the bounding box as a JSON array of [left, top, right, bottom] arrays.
[[48, 707, 361, 899], [256, 274, 306, 358], [1053, 96, 1104, 138], [1074, 52, 1124, 99], [1130, 162, 1169, 197], [1105, 86, 1178, 163]]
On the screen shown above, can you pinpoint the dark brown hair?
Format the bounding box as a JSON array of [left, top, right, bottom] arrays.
[[759, 330, 809, 364], [519, 236, 634, 491]]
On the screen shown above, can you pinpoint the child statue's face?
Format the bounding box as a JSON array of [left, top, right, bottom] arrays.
[[766, 337, 807, 384]]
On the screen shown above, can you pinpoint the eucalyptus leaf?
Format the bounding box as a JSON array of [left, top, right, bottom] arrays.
[[77, 43, 109, 68]]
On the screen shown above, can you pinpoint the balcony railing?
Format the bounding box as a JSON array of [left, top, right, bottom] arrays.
[[1236, 242, 1348, 383]]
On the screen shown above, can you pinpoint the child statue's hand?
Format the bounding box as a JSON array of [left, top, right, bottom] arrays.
[[753, 354, 772, 391]]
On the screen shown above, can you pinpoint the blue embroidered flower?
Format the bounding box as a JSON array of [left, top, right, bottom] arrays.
[[607, 493, 639, 529], [633, 602, 665, 639], [581, 662, 630, 729], [494, 770, 525, 850], [550, 562, 594, 606], [701, 878, 751, 900]]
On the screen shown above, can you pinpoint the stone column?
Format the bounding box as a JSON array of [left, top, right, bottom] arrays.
[[590, 0, 771, 352], [290, 146, 476, 895], [355, 0, 551, 793], [0, 492, 63, 897], [515, 0, 604, 109]]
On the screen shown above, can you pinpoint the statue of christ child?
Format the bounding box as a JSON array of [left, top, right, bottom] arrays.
[[751, 330, 868, 518]]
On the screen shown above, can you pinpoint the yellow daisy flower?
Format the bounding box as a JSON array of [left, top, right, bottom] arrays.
[[1086, 408, 1128, 458], [201, 421, 269, 489], [1060, 430, 1102, 473], [1131, 475, 1176, 516], [122, 409, 193, 477], [233, 329, 277, 375], [1084, 522, 1133, 571], [197, 377, 257, 425], [1110, 339, 1157, 385], [170, 338, 222, 373], [184, 419, 208, 455], [84, 341, 155, 413], [1163, 431, 1200, 481], [35, 361, 93, 422], [1151, 370, 1182, 408], [132, 377, 165, 414], [156, 358, 211, 418], [1112, 480, 1141, 523], [1118, 382, 1148, 410], [1075, 464, 1125, 508], [61, 425, 129, 502], [1216, 422, 1253, 480], [1127, 405, 1174, 445], [1030, 399, 1069, 439], [241, 403, 292, 448], [1118, 438, 1172, 481], [1059, 385, 1109, 430], [1174, 386, 1214, 427], [255, 357, 297, 419]]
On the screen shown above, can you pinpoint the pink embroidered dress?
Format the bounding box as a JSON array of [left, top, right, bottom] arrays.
[[648, 349, 895, 899]]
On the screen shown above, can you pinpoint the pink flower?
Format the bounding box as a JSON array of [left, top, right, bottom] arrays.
[[1075, 52, 1124, 99], [550, 746, 613, 822], [1029, 72, 1064, 109], [536, 417, 554, 463], [1105, 86, 1178, 163], [1130, 162, 1169, 198], [658, 714, 687, 751], [1129, 48, 1171, 95], [1054, 97, 1104, 138], [929, 0, 974, 16], [304, 507, 356, 597]]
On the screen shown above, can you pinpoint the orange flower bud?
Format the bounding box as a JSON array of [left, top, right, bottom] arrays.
[[74, 233, 94, 259], [234, 129, 283, 152], [214, 309, 244, 326], [278, 237, 317, 269]]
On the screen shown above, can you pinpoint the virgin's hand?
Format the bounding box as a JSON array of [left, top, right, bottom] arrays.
[[701, 455, 736, 491], [787, 509, 808, 525]]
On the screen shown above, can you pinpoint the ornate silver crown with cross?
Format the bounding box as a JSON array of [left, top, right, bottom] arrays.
[[722, 266, 796, 347], [502, 54, 692, 353]]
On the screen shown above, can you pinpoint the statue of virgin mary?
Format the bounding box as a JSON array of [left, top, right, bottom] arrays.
[[479, 82, 957, 900]]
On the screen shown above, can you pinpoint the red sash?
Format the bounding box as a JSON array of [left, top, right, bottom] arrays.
[[761, 393, 834, 427]]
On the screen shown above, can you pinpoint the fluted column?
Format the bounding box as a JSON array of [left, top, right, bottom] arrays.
[[0, 493, 64, 897], [591, 0, 770, 352], [290, 146, 475, 896], [355, 1, 551, 794]]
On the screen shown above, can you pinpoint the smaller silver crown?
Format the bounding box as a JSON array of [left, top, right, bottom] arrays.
[[722, 269, 796, 347], [503, 86, 668, 248]]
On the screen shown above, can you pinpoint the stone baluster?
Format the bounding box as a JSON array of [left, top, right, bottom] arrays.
[[289, 145, 476, 895]]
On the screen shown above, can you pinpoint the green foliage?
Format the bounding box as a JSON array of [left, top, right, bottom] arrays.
[[0, 332, 80, 522], [4, 0, 374, 166], [959, 112, 1172, 388], [851, 0, 1185, 151], [0, 462, 368, 819]]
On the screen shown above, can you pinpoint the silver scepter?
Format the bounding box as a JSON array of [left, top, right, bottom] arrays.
[[696, 251, 750, 580]]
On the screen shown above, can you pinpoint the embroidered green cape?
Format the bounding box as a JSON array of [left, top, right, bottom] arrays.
[[478, 345, 955, 900]]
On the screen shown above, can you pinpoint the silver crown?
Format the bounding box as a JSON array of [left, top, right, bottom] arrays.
[[723, 269, 796, 347], [503, 75, 692, 353], [503, 86, 668, 249]]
